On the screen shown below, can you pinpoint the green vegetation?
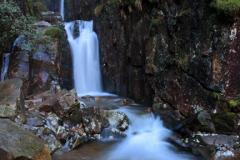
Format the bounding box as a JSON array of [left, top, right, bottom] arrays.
[[94, 4, 103, 17], [211, 92, 220, 100], [0, 0, 51, 94], [0, 0, 50, 51], [210, 0, 240, 17], [228, 97, 240, 108], [44, 27, 62, 38]]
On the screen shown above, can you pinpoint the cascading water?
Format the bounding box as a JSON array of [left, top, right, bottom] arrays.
[[105, 106, 196, 160], [65, 21, 103, 96], [1, 53, 10, 82], [60, 0, 64, 20]]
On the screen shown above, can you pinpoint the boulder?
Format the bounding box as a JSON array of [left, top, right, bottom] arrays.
[[81, 106, 109, 134], [103, 110, 129, 131], [56, 126, 68, 141], [25, 99, 43, 110], [22, 125, 62, 155], [0, 78, 26, 123], [0, 119, 51, 159], [100, 127, 127, 139], [192, 133, 239, 147], [46, 115, 61, 133], [39, 89, 68, 112], [54, 89, 80, 118], [68, 133, 88, 150]]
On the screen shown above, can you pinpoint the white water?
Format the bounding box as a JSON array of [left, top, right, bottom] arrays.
[[60, 0, 64, 20], [1, 53, 10, 82], [65, 21, 103, 96], [105, 106, 194, 160]]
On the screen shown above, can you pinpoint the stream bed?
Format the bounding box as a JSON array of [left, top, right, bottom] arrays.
[[52, 95, 202, 160]]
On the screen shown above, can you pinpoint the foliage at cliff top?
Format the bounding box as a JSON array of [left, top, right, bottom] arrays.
[[0, 0, 50, 52], [23, 0, 47, 21], [210, 0, 240, 17], [44, 27, 62, 38]]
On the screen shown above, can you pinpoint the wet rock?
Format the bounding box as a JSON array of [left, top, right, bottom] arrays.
[[25, 99, 43, 110], [56, 126, 68, 141], [100, 127, 127, 139], [68, 133, 88, 150], [46, 116, 61, 133], [0, 119, 51, 159], [54, 89, 80, 118], [25, 90, 54, 100], [170, 110, 215, 133], [95, 96, 101, 100], [22, 125, 62, 155], [81, 95, 95, 100], [0, 78, 26, 124], [193, 133, 239, 147], [82, 106, 109, 134], [39, 89, 68, 112], [103, 110, 129, 131], [26, 117, 45, 127], [120, 99, 133, 106], [215, 145, 235, 160]]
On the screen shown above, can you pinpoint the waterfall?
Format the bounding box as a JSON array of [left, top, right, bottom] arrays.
[[60, 0, 64, 20], [65, 21, 103, 96], [1, 53, 10, 82]]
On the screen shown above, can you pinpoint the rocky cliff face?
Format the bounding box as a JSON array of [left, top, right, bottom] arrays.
[[47, 0, 240, 118]]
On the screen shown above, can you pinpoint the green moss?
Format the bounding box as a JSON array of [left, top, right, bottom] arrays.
[[44, 27, 62, 38], [149, 19, 162, 36], [212, 116, 232, 130], [210, 0, 240, 17]]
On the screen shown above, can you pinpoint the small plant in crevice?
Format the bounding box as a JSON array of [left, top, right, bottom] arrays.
[[211, 92, 220, 100]]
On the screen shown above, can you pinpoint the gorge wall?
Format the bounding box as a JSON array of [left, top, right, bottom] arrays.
[[55, 0, 240, 118]]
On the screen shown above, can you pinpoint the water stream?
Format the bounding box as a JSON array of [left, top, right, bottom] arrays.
[[52, 98, 198, 160]]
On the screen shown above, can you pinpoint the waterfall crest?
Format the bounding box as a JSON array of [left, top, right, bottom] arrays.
[[65, 21, 103, 96]]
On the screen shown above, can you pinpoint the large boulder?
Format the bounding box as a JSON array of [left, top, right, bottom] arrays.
[[0, 78, 26, 123], [54, 89, 80, 118], [0, 119, 51, 159], [103, 110, 129, 131]]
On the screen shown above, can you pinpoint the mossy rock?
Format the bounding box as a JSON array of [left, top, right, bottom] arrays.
[[211, 112, 239, 133], [44, 27, 62, 38], [210, 0, 240, 17]]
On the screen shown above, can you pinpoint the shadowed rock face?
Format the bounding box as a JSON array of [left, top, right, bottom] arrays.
[[45, 0, 240, 117], [0, 118, 51, 160]]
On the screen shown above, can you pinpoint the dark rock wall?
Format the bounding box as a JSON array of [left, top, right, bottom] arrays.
[[46, 0, 240, 117]]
